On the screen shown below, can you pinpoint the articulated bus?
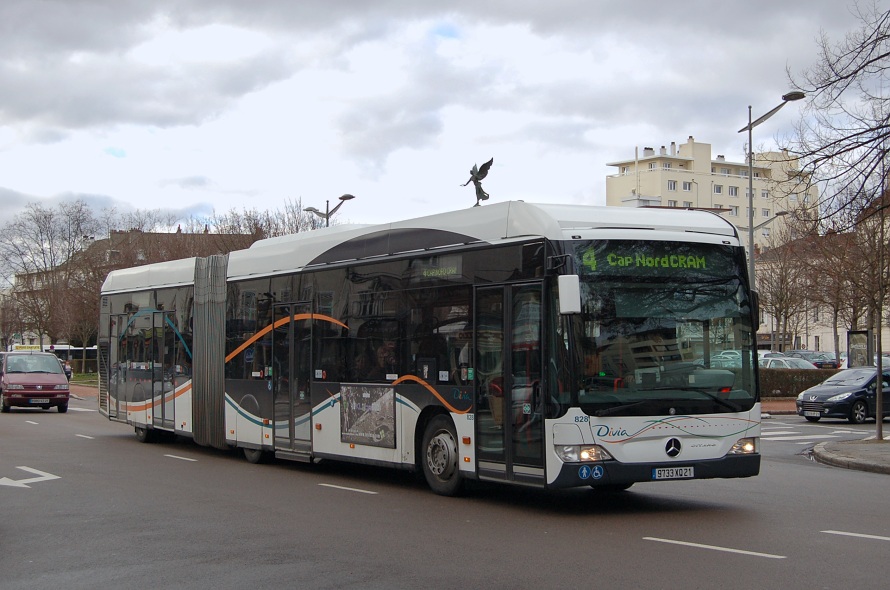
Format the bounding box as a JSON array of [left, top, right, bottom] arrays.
[[98, 202, 761, 495]]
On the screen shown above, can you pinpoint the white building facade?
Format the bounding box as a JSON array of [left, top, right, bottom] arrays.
[[605, 136, 817, 255]]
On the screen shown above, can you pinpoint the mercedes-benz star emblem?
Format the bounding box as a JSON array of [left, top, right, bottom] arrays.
[[665, 438, 682, 458]]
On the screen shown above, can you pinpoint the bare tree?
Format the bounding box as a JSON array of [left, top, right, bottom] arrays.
[[0, 200, 102, 344], [758, 228, 810, 353], [786, 1, 890, 439], [786, 2, 890, 225]]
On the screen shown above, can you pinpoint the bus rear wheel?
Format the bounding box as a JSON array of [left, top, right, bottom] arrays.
[[134, 426, 156, 443], [422, 415, 463, 496], [243, 447, 268, 464]]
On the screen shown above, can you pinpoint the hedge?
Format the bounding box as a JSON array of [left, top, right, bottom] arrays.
[[759, 368, 839, 398]]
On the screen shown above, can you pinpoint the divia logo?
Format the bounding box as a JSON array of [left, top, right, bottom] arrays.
[[581, 249, 596, 272]]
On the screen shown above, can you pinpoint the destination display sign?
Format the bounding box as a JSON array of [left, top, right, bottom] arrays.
[[574, 241, 738, 279]]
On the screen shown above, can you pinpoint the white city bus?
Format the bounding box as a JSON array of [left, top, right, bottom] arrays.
[[98, 202, 760, 495]]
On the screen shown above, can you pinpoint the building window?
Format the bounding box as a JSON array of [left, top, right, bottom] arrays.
[[720, 167, 730, 176], [761, 189, 769, 199], [762, 209, 770, 217], [683, 201, 693, 208], [713, 184, 723, 194], [790, 193, 798, 201], [621, 166, 629, 175], [649, 162, 657, 170], [682, 181, 693, 191], [715, 203, 723, 210], [762, 227, 770, 238], [667, 180, 677, 191], [728, 206, 739, 216], [728, 186, 738, 197], [754, 171, 761, 178], [663, 162, 672, 170], [667, 200, 678, 207]]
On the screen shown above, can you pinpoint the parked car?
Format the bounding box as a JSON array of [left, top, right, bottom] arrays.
[[760, 357, 817, 370], [787, 350, 839, 369], [796, 367, 890, 424], [0, 351, 71, 413], [757, 350, 787, 360]]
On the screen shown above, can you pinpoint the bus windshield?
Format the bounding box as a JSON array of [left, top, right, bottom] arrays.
[[570, 240, 757, 416]]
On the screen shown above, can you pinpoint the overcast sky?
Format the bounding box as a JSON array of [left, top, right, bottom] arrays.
[[0, 0, 875, 228]]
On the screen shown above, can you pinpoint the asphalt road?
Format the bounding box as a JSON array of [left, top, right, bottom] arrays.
[[2, 397, 888, 589]]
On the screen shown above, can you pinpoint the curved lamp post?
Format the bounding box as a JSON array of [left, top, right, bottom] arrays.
[[738, 91, 805, 290], [304, 194, 356, 227]]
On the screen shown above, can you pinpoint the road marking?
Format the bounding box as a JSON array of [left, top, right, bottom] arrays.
[[319, 483, 378, 495], [68, 407, 97, 412], [761, 434, 837, 441], [759, 431, 798, 436], [26, 420, 39, 425], [823, 530, 890, 542], [0, 466, 61, 488], [643, 537, 786, 559], [164, 454, 198, 462], [76, 434, 95, 439]]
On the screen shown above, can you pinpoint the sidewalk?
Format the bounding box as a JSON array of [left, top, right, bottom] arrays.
[[762, 397, 890, 476], [69, 386, 889, 475]]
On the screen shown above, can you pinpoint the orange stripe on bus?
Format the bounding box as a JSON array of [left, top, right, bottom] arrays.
[[393, 375, 470, 415], [224, 313, 348, 363]]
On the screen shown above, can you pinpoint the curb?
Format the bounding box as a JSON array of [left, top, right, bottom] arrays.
[[812, 441, 890, 476]]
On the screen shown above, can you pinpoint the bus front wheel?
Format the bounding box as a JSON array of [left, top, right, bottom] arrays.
[[422, 415, 463, 496]]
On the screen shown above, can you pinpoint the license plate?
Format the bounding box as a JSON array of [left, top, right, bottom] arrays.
[[804, 411, 821, 417], [30, 399, 50, 404], [652, 466, 694, 480]]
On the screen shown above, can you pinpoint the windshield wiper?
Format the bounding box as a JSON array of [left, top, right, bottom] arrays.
[[650, 387, 742, 412], [594, 400, 649, 417]]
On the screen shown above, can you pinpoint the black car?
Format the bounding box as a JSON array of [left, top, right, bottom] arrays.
[[787, 350, 839, 369], [796, 368, 890, 424]]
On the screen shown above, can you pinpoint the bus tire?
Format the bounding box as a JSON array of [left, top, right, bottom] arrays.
[[134, 426, 155, 443], [243, 447, 267, 464], [422, 415, 463, 496]]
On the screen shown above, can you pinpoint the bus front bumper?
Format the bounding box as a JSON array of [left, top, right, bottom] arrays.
[[549, 454, 761, 489]]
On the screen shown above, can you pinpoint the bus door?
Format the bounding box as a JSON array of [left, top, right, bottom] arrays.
[[475, 283, 545, 483], [272, 302, 313, 453], [107, 313, 127, 419], [152, 311, 176, 429]]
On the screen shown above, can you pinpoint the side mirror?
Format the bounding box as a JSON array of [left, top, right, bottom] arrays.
[[557, 275, 581, 315]]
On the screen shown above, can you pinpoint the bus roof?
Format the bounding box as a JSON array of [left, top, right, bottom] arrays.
[[102, 202, 739, 292]]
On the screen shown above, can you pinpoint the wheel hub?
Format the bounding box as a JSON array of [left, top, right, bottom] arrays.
[[427, 432, 456, 479]]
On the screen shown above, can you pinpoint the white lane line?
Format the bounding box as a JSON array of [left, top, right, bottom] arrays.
[[75, 434, 95, 439], [761, 434, 837, 441], [164, 454, 198, 462], [26, 420, 39, 425], [68, 407, 97, 412], [319, 483, 378, 495], [759, 431, 798, 436], [823, 530, 890, 542], [643, 537, 786, 559]]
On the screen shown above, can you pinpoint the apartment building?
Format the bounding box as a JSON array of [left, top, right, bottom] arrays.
[[605, 136, 817, 255]]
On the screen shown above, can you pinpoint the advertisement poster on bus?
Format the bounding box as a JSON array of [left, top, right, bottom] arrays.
[[340, 385, 396, 448]]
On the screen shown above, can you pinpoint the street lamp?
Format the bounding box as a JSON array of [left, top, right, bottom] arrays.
[[304, 193, 356, 227], [750, 210, 788, 233], [738, 91, 805, 290]]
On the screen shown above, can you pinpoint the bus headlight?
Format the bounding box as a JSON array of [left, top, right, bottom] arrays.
[[555, 445, 613, 463], [728, 437, 758, 454]]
